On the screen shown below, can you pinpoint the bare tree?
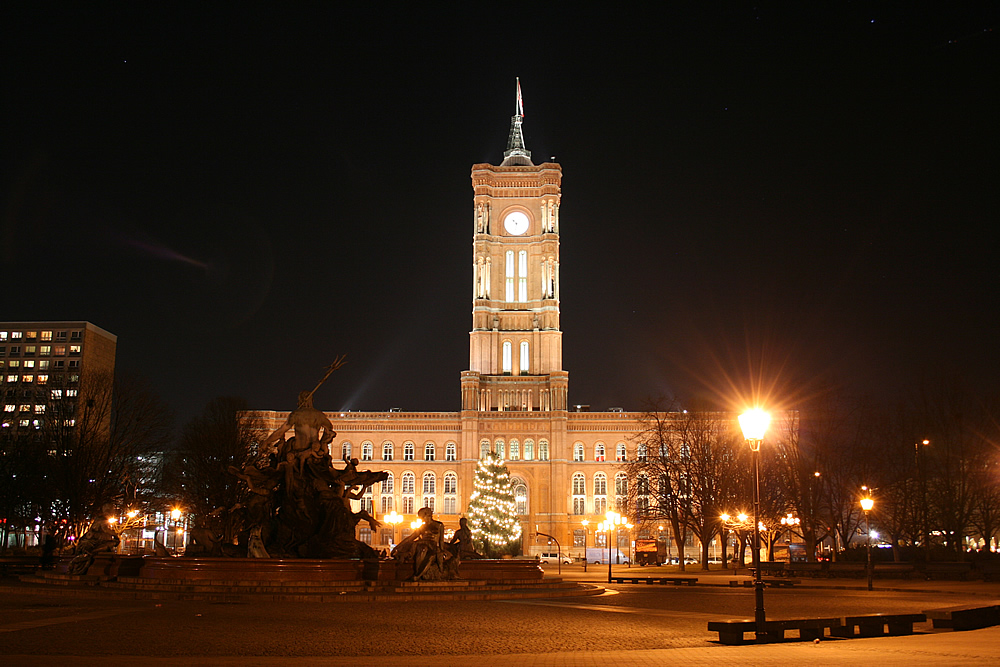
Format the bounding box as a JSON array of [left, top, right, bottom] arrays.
[[163, 397, 266, 541]]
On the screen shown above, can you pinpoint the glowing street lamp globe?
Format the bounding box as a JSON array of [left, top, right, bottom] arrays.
[[860, 497, 874, 512], [738, 409, 771, 449]]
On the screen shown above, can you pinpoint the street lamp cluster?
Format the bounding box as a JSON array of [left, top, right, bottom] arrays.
[[596, 510, 632, 583], [738, 408, 771, 641]]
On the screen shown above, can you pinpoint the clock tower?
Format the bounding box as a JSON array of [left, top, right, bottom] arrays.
[[462, 81, 567, 413]]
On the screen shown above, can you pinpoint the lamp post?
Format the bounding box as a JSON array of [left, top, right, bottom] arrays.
[[861, 495, 874, 591], [915, 439, 930, 562], [384, 511, 403, 548], [739, 408, 771, 642], [581, 519, 589, 572]]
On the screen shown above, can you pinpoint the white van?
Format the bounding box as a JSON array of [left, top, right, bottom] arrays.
[[538, 552, 572, 564]]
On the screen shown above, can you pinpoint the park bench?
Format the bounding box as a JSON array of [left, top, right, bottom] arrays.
[[729, 578, 800, 588], [610, 576, 697, 586], [874, 563, 915, 578], [921, 562, 973, 581], [784, 562, 827, 577], [0, 556, 41, 576], [977, 561, 1000, 581], [749, 561, 787, 577], [924, 603, 1000, 631], [827, 562, 866, 577], [830, 613, 926, 638], [707, 617, 841, 644]]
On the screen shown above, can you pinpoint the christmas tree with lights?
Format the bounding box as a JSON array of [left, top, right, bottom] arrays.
[[466, 450, 522, 558]]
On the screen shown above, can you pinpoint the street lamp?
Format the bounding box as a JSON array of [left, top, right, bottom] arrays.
[[861, 495, 874, 591], [739, 407, 771, 642], [581, 519, 589, 572], [384, 511, 403, 548], [915, 439, 930, 562]]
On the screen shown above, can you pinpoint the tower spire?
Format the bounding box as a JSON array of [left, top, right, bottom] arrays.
[[502, 78, 533, 166]]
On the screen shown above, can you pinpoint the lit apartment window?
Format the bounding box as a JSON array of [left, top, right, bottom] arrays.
[[50, 390, 63, 400], [24, 346, 36, 356], [9, 361, 19, 369], [5, 375, 16, 383], [54, 346, 65, 356], [39, 360, 49, 370], [40, 346, 50, 356], [20, 405, 30, 412], [3, 405, 13, 412], [24, 360, 34, 369], [26, 331, 37, 340], [41, 331, 52, 341], [12, 332, 24, 339], [66, 389, 77, 397], [69, 345, 81, 355], [0, 332, 6, 341], [34, 405, 45, 414], [37, 375, 48, 385], [22, 375, 33, 384]]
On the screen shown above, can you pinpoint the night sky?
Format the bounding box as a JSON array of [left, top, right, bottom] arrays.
[[4, 5, 998, 425]]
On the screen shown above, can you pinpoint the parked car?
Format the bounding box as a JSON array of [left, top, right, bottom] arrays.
[[538, 552, 572, 564]]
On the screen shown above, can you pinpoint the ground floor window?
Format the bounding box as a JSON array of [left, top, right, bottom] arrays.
[[573, 529, 586, 547]]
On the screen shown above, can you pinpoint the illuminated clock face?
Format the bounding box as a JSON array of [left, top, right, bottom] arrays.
[[503, 211, 530, 236]]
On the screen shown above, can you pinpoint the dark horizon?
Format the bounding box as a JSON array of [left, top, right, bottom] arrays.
[[4, 6, 997, 426]]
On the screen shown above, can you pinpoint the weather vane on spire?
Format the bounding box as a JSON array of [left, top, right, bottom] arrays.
[[503, 78, 532, 166]]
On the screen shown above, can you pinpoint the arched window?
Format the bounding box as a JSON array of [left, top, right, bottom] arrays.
[[401, 472, 415, 494], [513, 477, 528, 516], [402, 496, 414, 514], [404, 441, 415, 461], [422, 496, 435, 511], [509, 439, 520, 460], [424, 442, 435, 461], [495, 439, 505, 459], [615, 472, 628, 511], [445, 442, 456, 461], [380, 495, 393, 514], [594, 472, 607, 496], [381, 472, 394, 495], [519, 341, 529, 374], [538, 440, 549, 461], [505, 250, 515, 302], [637, 443, 648, 461], [480, 440, 490, 459], [444, 472, 457, 495], [518, 250, 527, 302], [502, 341, 512, 374], [341, 442, 352, 460], [523, 439, 534, 460], [615, 472, 628, 496], [382, 442, 394, 461], [422, 471, 436, 495], [573, 442, 584, 462], [616, 442, 627, 462], [595, 442, 606, 462], [362, 442, 373, 461], [572, 473, 586, 515], [637, 474, 650, 517]]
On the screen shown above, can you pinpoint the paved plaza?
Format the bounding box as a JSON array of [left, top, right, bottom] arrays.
[[2, 565, 998, 665]]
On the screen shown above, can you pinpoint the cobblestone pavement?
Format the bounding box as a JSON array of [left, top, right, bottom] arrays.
[[2, 566, 998, 665]]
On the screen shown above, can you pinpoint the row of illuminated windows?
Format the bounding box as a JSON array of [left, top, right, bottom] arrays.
[[0, 330, 80, 342], [369, 471, 459, 496], [1, 418, 76, 429], [504, 250, 528, 302], [571, 472, 629, 496], [500, 340, 530, 374], [2, 373, 79, 385], [0, 359, 79, 370], [0, 345, 81, 357], [479, 438, 549, 461], [572, 441, 636, 462], [346, 441, 457, 462]]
